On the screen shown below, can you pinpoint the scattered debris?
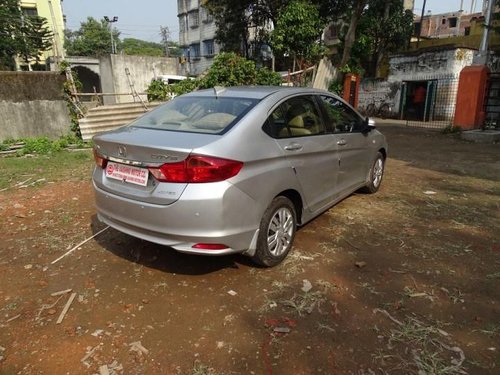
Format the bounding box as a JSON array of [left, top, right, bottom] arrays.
[[50, 289, 72, 297], [5, 314, 21, 323], [56, 292, 77, 324], [81, 344, 102, 368], [129, 341, 149, 355], [227, 290, 237, 296], [273, 327, 291, 334], [301, 279, 313, 293], [36, 295, 65, 321], [91, 329, 104, 337], [355, 261, 367, 268], [99, 365, 110, 375], [24, 264, 32, 270], [51, 226, 110, 265]]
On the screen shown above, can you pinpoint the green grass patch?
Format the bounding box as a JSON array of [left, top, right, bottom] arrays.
[[0, 150, 94, 190]]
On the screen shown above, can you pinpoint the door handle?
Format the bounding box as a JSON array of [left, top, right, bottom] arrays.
[[284, 143, 303, 151], [337, 139, 347, 146]]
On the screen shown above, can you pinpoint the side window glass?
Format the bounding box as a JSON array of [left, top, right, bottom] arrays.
[[264, 96, 326, 138], [320, 95, 363, 133]]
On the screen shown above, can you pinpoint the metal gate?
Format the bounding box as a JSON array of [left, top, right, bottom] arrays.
[[400, 74, 459, 129], [484, 73, 500, 129]]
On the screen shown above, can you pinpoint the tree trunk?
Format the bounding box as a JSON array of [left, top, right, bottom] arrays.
[[375, 1, 391, 77], [340, 0, 367, 67]]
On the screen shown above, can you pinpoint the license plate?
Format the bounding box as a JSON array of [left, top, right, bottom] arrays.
[[105, 162, 149, 186]]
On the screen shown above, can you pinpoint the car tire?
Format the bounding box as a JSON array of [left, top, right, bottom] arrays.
[[361, 152, 385, 194], [252, 196, 297, 267]]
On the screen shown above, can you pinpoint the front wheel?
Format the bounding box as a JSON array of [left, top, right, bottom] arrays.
[[252, 196, 297, 267], [361, 152, 385, 194]]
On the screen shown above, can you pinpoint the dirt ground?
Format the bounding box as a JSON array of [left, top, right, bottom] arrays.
[[0, 125, 499, 375]]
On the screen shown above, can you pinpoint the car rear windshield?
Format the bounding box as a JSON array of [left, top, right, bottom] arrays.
[[129, 96, 259, 134]]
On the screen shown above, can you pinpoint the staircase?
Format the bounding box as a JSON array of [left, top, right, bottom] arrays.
[[79, 102, 163, 141]]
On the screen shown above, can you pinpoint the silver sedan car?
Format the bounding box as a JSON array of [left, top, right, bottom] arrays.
[[92, 86, 387, 266]]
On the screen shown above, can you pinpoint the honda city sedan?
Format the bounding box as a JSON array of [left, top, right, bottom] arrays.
[[92, 86, 387, 266]]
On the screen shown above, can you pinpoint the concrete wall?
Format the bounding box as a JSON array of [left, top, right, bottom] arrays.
[[0, 72, 70, 141], [358, 79, 402, 114], [99, 55, 178, 104], [389, 48, 475, 81]]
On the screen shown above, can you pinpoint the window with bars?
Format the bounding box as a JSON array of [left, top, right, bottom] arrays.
[[203, 40, 215, 57], [189, 10, 199, 28], [22, 7, 38, 17], [201, 7, 213, 23], [190, 43, 201, 59]]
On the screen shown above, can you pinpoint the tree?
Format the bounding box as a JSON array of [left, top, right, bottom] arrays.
[[352, 0, 413, 76], [121, 38, 164, 56], [19, 16, 53, 67], [65, 17, 120, 57], [205, 0, 338, 60], [269, 1, 324, 70], [0, 0, 53, 70], [340, 0, 367, 67], [205, 0, 253, 57]]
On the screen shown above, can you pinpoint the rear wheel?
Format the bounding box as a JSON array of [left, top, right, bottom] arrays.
[[378, 103, 391, 119], [361, 152, 385, 194], [252, 197, 297, 267], [365, 103, 376, 117]]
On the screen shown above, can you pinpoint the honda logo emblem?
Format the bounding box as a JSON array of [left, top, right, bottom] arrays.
[[118, 145, 127, 157]]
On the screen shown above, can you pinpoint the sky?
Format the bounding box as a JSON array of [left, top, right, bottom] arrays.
[[62, 0, 486, 44], [63, 0, 180, 43]]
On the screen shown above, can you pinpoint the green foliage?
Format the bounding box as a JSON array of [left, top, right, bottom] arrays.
[[0, 0, 53, 70], [145, 53, 282, 101], [201, 52, 257, 88], [1, 135, 90, 156], [59, 60, 84, 138], [146, 79, 169, 101], [270, 0, 324, 67], [169, 78, 202, 96], [256, 67, 283, 86], [121, 38, 164, 56], [65, 17, 120, 57], [328, 81, 343, 95]]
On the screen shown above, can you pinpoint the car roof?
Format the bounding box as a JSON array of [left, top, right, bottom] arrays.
[[182, 86, 330, 100]]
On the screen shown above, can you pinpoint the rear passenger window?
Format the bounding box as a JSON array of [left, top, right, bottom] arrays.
[[263, 96, 326, 138], [319, 95, 364, 133]]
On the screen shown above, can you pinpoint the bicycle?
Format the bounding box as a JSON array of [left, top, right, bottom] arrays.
[[364, 101, 392, 119]]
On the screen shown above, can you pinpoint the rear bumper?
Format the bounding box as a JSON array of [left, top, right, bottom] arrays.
[[93, 181, 260, 255]]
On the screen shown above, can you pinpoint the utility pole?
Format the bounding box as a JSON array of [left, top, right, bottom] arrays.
[[416, 0, 427, 48], [473, 0, 495, 64], [160, 26, 171, 57], [104, 16, 118, 54]]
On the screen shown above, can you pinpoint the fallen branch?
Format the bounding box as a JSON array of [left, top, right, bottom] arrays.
[[6, 314, 21, 323], [51, 226, 110, 265], [50, 288, 72, 297], [56, 292, 77, 324], [373, 308, 403, 326], [36, 295, 65, 321]]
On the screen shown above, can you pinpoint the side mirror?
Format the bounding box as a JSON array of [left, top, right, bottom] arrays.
[[362, 117, 376, 133]]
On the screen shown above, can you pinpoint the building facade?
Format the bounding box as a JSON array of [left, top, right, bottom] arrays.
[[18, 0, 65, 70], [177, 0, 220, 76]]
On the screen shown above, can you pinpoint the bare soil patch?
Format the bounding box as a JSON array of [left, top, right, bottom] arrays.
[[0, 126, 498, 374]]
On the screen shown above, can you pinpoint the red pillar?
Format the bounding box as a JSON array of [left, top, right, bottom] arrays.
[[343, 73, 360, 108], [453, 65, 490, 130]]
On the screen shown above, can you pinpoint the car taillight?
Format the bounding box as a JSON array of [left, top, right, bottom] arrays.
[[192, 243, 229, 250], [148, 155, 243, 183], [93, 149, 108, 169]]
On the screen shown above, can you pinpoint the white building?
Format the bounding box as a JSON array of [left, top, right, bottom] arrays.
[[177, 0, 220, 76]]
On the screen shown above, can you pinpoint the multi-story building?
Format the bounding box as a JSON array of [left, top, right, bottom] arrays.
[[177, 0, 219, 76], [17, 0, 65, 70]]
